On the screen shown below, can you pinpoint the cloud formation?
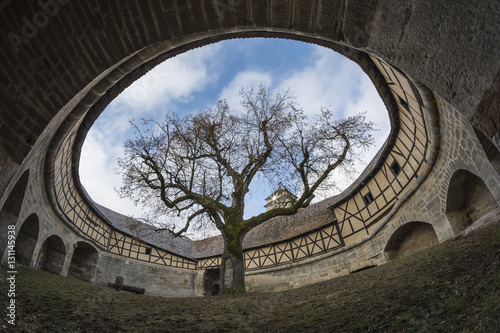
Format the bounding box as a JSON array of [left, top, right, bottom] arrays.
[[80, 44, 222, 217], [116, 44, 221, 113]]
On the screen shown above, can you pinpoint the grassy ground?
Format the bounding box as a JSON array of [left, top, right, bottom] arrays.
[[1, 215, 499, 332]]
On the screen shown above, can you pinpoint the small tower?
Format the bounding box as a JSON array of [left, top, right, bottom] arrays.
[[264, 187, 297, 211]]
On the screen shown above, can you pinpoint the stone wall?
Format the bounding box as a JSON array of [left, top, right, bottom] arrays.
[[245, 83, 500, 293], [67, 242, 99, 282], [384, 222, 438, 261], [95, 254, 205, 297], [0, 65, 498, 296], [0, 127, 203, 296], [0, 149, 19, 200], [0, 1, 498, 166], [15, 214, 39, 266]]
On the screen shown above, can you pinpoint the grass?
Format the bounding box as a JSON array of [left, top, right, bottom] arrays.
[[1, 215, 499, 332]]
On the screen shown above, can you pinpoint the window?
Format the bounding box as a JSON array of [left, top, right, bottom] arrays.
[[390, 160, 402, 176], [363, 192, 375, 205], [145, 247, 152, 255], [398, 96, 409, 111]]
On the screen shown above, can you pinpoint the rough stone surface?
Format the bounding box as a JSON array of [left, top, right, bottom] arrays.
[[95, 254, 205, 297], [0, 0, 498, 167]]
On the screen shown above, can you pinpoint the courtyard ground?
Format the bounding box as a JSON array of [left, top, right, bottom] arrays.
[[1, 211, 499, 332]]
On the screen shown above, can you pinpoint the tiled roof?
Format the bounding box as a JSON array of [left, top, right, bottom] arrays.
[[93, 196, 336, 259], [243, 196, 337, 249], [94, 203, 197, 259]]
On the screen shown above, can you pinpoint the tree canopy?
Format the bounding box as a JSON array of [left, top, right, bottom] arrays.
[[117, 85, 376, 293]]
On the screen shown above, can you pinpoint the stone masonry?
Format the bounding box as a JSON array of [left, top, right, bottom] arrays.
[[0, 1, 499, 296]]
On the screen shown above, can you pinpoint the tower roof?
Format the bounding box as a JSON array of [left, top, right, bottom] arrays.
[[265, 186, 296, 201]]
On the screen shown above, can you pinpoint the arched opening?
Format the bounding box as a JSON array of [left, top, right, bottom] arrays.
[[68, 241, 99, 282], [16, 213, 39, 266], [78, 37, 390, 230], [204, 268, 221, 296], [384, 222, 439, 261], [473, 127, 500, 175], [0, 170, 29, 257], [446, 169, 498, 233], [37, 235, 66, 275]]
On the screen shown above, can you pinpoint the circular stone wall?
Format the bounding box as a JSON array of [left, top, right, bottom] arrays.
[[0, 1, 499, 296], [45, 34, 434, 275]]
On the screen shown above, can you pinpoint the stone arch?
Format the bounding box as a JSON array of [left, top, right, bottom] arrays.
[[16, 213, 39, 266], [204, 268, 221, 296], [473, 127, 500, 174], [384, 222, 439, 261], [68, 241, 99, 282], [37, 235, 67, 275], [446, 169, 498, 233], [0, 1, 497, 184], [0, 170, 29, 256]]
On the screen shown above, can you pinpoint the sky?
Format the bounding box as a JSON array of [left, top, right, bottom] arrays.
[[79, 38, 390, 239]]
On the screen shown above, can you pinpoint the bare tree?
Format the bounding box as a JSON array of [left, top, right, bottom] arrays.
[[117, 85, 376, 293]]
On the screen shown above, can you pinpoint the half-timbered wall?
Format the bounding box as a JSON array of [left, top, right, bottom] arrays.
[[198, 221, 345, 271], [53, 124, 197, 270], [49, 48, 432, 275], [330, 57, 431, 247], [3, 41, 496, 295], [199, 56, 433, 272]]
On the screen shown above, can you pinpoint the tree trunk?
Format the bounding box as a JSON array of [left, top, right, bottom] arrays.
[[220, 234, 246, 294]]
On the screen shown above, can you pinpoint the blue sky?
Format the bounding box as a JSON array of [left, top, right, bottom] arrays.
[[79, 38, 389, 239]]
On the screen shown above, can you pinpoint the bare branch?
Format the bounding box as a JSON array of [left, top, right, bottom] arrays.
[[116, 86, 375, 243]]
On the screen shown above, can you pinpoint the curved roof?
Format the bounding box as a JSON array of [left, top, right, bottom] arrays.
[[93, 194, 338, 259]]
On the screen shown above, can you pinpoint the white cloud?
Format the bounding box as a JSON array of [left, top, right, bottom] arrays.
[[270, 45, 390, 199], [79, 40, 392, 229], [277, 46, 363, 116], [275, 45, 390, 162], [80, 43, 223, 218], [79, 128, 146, 217], [343, 74, 391, 160], [115, 43, 222, 114], [218, 70, 273, 109]]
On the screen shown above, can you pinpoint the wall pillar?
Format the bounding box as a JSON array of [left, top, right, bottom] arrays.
[[60, 243, 75, 277]]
